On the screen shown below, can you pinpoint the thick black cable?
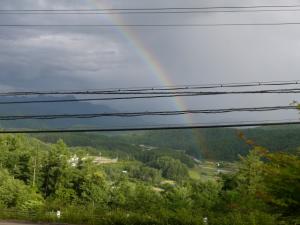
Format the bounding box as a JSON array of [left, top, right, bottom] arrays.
[[0, 105, 297, 120], [0, 119, 300, 133], [3, 23, 300, 28], [90, 88, 300, 95], [2, 5, 300, 12], [1, 88, 300, 105], [2, 9, 300, 15], [0, 80, 299, 97]]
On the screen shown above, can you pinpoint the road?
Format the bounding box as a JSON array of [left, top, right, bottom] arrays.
[[0, 222, 39, 225], [0, 222, 60, 225]]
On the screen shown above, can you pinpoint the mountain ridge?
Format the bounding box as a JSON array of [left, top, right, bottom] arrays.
[[0, 95, 146, 129]]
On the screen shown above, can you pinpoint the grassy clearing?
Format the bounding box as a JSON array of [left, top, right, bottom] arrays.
[[189, 161, 236, 181]]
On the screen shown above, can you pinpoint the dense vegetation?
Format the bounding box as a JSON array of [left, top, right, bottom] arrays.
[[0, 133, 299, 225], [34, 125, 300, 161]]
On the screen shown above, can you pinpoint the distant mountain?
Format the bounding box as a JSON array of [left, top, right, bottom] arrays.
[[0, 96, 146, 129], [4, 96, 300, 162]]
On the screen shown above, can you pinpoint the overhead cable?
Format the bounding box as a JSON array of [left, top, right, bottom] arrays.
[[2, 4, 300, 12], [1, 88, 300, 105], [0, 119, 300, 133], [1, 80, 299, 96], [0, 105, 297, 120], [2, 9, 300, 15], [3, 23, 300, 28]]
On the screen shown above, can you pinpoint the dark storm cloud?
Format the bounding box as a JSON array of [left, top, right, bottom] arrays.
[[0, 0, 300, 122], [0, 0, 157, 90]]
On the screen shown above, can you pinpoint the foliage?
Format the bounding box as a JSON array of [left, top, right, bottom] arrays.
[[149, 156, 189, 181], [34, 125, 300, 161], [263, 151, 300, 218], [0, 134, 299, 225]]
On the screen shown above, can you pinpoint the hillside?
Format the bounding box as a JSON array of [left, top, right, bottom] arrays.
[[33, 125, 300, 161], [127, 126, 300, 160], [0, 131, 298, 225]]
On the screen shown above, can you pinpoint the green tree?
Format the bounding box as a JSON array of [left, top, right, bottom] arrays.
[[149, 156, 189, 181], [219, 147, 269, 216], [163, 185, 192, 211], [41, 140, 70, 197], [263, 152, 300, 220], [190, 180, 221, 212], [0, 169, 44, 210]]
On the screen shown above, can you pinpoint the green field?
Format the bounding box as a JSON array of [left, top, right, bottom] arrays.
[[189, 161, 236, 181]]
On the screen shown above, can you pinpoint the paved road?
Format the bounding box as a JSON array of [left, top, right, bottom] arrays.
[[0, 222, 62, 225], [0, 222, 39, 225]]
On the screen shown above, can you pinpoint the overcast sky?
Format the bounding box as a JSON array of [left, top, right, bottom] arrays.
[[1, 0, 300, 126]]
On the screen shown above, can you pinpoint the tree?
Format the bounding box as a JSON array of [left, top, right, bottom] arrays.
[[190, 180, 221, 212], [163, 185, 192, 211], [236, 147, 266, 197], [0, 169, 44, 210], [219, 147, 269, 216], [149, 156, 189, 181], [41, 140, 70, 197], [263, 152, 300, 219]]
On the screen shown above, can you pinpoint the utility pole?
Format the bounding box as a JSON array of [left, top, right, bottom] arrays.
[[32, 147, 38, 187]]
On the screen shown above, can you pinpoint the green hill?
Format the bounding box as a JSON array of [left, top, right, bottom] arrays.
[[33, 125, 300, 161]]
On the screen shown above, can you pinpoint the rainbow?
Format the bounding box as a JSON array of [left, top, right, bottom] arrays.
[[88, 0, 191, 124], [87, 1, 207, 157]]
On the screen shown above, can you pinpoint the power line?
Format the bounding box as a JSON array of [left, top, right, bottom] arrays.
[[1, 88, 300, 105], [0, 119, 300, 133], [86, 88, 300, 95], [3, 9, 300, 15], [0, 105, 297, 120], [2, 5, 300, 16], [1, 80, 299, 96], [2, 4, 300, 12], [3, 23, 300, 28]]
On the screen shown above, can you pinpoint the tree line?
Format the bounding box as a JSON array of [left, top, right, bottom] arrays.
[[34, 125, 300, 161]]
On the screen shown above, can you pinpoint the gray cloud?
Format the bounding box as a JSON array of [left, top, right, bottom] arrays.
[[0, 0, 300, 124]]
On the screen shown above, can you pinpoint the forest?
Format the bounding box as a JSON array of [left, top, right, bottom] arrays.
[[0, 132, 299, 225], [34, 125, 300, 160]]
